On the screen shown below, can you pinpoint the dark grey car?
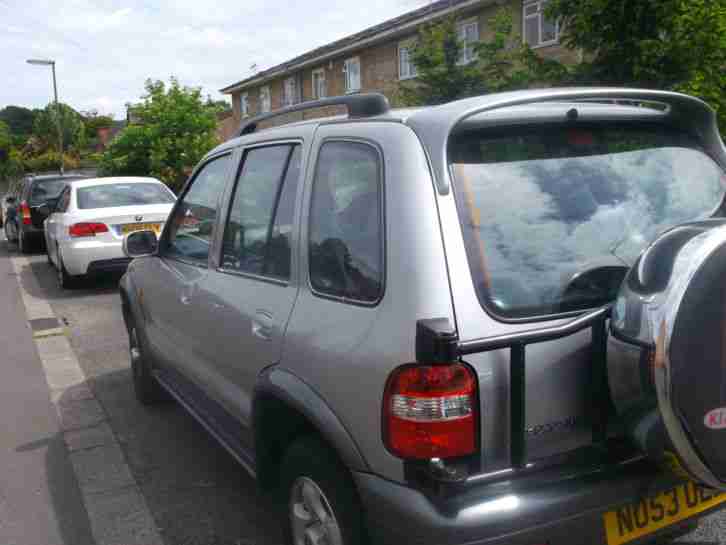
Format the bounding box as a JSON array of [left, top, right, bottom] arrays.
[[120, 88, 726, 545], [5, 173, 88, 253]]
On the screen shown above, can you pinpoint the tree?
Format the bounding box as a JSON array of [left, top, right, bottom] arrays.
[[0, 106, 36, 143], [82, 111, 115, 132], [100, 77, 219, 190], [205, 96, 232, 115], [32, 102, 86, 153], [0, 121, 24, 183], [400, 9, 556, 106], [546, 0, 726, 134]]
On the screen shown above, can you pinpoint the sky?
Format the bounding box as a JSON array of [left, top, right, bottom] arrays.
[[0, 0, 430, 119]]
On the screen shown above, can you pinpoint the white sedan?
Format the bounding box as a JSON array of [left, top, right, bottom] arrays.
[[44, 176, 176, 288]]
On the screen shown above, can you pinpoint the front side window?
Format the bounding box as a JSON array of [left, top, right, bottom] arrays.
[[399, 42, 418, 80], [450, 124, 726, 319], [222, 145, 300, 279], [164, 154, 231, 264], [344, 57, 361, 93], [523, 0, 559, 47], [260, 86, 271, 113], [77, 183, 175, 209], [457, 19, 479, 65], [312, 69, 327, 99], [309, 141, 383, 303]]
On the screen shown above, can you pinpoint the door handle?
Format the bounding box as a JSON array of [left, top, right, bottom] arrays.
[[252, 310, 274, 340], [180, 295, 191, 305]]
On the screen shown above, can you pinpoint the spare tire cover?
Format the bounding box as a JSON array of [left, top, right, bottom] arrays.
[[609, 220, 726, 489]]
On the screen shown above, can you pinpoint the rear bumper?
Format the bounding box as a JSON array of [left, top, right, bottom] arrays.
[[61, 240, 126, 276], [353, 458, 715, 545]]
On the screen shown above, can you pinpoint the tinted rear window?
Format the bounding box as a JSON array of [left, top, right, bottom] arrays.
[[77, 183, 175, 209], [29, 179, 67, 205], [450, 124, 726, 319]]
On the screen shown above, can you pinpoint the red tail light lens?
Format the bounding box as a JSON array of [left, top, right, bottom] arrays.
[[383, 363, 477, 459], [69, 222, 109, 237], [20, 201, 31, 225]]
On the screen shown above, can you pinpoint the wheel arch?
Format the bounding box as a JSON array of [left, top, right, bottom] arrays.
[[253, 367, 369, 489]]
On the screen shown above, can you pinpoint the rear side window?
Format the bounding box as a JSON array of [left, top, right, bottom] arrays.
[[29, 179, 66, 205], [221, 144, 300, 280], [309, 141, 383, 303], [450, 124, 726, 319], [77, 183, 175, 209]]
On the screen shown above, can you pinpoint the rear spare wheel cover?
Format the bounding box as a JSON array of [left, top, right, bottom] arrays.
[[610, 222, 726, 489]]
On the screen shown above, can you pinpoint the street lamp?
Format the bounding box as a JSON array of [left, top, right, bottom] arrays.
[[27, 58, 64, 175]]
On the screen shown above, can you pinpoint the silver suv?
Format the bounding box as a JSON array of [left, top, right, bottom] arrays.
[[120, 88, 726, 545]]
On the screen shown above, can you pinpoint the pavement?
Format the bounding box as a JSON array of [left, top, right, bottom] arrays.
[[2, 231, 726, 545]]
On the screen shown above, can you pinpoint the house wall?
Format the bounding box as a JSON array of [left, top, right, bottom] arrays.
[[226, 0, 580, 134]]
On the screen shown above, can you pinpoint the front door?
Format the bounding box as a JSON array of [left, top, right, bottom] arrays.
[[196, 143, 304, 425], [141, 153, 234, 388]]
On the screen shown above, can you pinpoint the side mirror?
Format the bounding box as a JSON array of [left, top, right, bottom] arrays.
[[5, 196, 16, 205], [123, 230, 158, 258]]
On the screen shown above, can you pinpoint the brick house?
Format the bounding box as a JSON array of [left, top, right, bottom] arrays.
[[220, 0, 579, 133]]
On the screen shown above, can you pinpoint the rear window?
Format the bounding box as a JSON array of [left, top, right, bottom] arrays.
[[29, 179, 67, 205], [450, 124, 726, 319], [77, 183, 175, 209]]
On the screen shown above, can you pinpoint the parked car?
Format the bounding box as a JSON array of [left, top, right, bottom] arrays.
[[43, 176, 175, 288], [1, 193, 14, 228], [4, 173, 90, 253], [119, 89, 726, 545]]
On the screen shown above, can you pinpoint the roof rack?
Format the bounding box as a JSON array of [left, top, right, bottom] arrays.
[[237, 93, 390, 136]]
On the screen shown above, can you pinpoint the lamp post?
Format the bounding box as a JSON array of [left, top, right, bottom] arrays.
[[27, 59, 64, 175]]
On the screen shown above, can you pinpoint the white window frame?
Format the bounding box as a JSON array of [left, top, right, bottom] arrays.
[[523, 0, 559, 48], [456, 18, 479, 65], [312, 68, 327, 99], [282, 75, 301, 107], [260, 85, 271, 113], [343, 57, 361, 94], [239, 93, 249, 118], [398, 40, 418, 80]]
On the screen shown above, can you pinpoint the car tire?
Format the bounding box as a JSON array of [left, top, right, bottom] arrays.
[[57, 250, 81, 290], [279, 435, 366, 545], [128, 324, 170, 405]]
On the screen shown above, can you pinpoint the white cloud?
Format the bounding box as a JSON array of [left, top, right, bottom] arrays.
[[0, 0, 430, 118]]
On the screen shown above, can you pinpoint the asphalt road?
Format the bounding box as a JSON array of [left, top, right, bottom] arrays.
[[4, 234, 726, 545]]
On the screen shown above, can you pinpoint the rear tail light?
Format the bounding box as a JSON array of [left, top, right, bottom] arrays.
[[20, 201, 31, 225], [383, 363, 477, 459], [69, 222, 109, 237]]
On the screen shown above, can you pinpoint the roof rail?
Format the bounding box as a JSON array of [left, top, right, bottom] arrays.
[[237, 93, 390, 136]]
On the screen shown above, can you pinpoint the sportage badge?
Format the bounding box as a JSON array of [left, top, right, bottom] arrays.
[[704, 407, 726, 429]]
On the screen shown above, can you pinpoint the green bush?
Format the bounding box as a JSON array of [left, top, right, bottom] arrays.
[[24, 151, 80, 173]]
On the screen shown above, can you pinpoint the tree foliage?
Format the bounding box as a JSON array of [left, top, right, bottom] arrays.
[[0, 121, 24, 183], [82, 110, 115, 132], [32, 102, 87, 153], [100, 77, 219, 191], [546, 0, 726, 134], [400, 9, 558, 106], [0, 106, 36, 143]]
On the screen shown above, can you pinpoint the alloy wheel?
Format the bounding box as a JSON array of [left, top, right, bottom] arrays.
[[289, 477, 343, 545]]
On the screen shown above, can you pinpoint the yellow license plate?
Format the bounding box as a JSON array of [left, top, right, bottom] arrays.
[[121, 222, 161, 235], [604, 481, 726, 545]]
